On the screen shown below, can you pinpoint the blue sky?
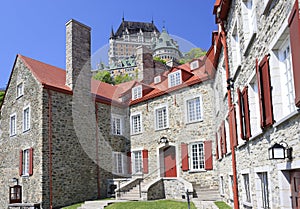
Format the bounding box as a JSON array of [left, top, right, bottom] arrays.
[[0, 0, 217, 89]]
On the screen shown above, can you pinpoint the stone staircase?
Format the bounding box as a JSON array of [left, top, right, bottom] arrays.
[[115, 177, 149, 200], [78, 199, 128, 209], [192, 184, 220, 201]]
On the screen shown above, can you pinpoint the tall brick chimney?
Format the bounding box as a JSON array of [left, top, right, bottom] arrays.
[[65, 19, 91, 90]]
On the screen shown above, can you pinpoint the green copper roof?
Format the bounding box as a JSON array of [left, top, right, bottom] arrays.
[[153, 27, 179, 51]]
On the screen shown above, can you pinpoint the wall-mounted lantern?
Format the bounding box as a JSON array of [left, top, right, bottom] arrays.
[[268, 141, 293, 160], [158, 136, 168, 144]]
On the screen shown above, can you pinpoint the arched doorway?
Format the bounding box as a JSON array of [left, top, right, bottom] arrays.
[[159, 145, 177, 177]]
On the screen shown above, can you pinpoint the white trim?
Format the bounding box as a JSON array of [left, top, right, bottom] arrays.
[[10, 113, 17, 137], [23, 104, 30, 133], [184, 94, 203, 124], [111, 114, 123, 136], [130, 111, 143, 135], [241, 168, 250, 174], [190, 60, 199, 70], [154, 104, 169, 130], [132, 85, 142, 100], [189, 141, 205, 172], [168, 70, 182, 88], [16, 82, 24, 99], [269, 20, 289, 51]]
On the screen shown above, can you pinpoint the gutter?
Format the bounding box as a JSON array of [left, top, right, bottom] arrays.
[[221, 22, 240, 209]]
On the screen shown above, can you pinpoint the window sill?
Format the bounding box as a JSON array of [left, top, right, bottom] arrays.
[[23, 129, 30, 134], [188, 169, 206, 174], [155, 127, 169, 132], [273, 110, 299, 128], [21, 175, 30, 178], [243, 201, 253, 207], [186, 119, 203, 125], [16, 95, 23, 100], [232, 64, 241, 80], [249, 130, 263, 141], [262, 0, 273, 15], [112, 133, 123, 136], [10, 134, 17, 138], [243, 32, 257, 56], [130, 132, 143, 136]]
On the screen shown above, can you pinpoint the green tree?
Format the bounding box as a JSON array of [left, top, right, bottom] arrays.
[[153, 56, 167, 65], [93, 70, 114, 84], [114, 74, 133, 84], [179, 48, 206, 64], [0, 91, 5, 106]]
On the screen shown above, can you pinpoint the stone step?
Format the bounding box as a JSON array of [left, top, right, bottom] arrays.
[[78, 200, 128, 209], [192, 200, 219, 209]]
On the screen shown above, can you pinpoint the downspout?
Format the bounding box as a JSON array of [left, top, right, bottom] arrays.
[[220, 22, 240, 209], [47, 89, 53, 209], [95, 102, 101, 199]]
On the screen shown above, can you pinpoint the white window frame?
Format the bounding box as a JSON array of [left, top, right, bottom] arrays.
[[23, 105, 30, 132], [154, 105, 169, 130], [269, 25, 296, 123], [189, 142, 205, 171], [22, 149, 30, 176], [16, 82, 24, 99], [111, 114, 123, 135], [112, 152, 126, 175], [241, 0, 257, 54], [256, 172, 270, 209], [242, 173, 252, 205], [10, 113, 17, 137], [154, 76, 161, 84], [190, 60, 199, 70], [130, 112, 142, 135], [168, 70, 182, 88], [186, 95, 203, 124], [132, 150, 143, 174], [229, 174, 234, 200], [132, 85, 142, 100], [220, 175, 225, 196], [231, 20, 241, 74], [247, 73, 262, 138]]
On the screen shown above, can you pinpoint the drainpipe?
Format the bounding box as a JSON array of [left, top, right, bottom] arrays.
[[95, 102, 101, 199], [47, 89, 53, 209], [220, 22, 240, 209]]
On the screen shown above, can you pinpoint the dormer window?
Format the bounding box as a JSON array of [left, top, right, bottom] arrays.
[[168, 71, 182, 88], [132, 85, 142, 100], [17, 83, 23, 98], [190, 60, 199, 70], [154, 76, 161, 84]]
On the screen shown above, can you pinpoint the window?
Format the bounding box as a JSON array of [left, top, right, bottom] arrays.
[[270, 36, 296, 122], [10, 113, 16, 136], [131, 113, 142, 134], [190, 60, 199, 70], [168, 71, 181, 87], [132, 85, 142, 100], [241, 0, 257, 52], [190, 142, 205, 171], [23, 106, 30, 132], [113, 152, 126, 174], [229, 175, 234, 200], [231, 23, 241, 72], [20, 148, 33, 176], [243, 174, 251, 203], [220, 176, 225, 195], [248, 77, 261, 136], [155, 106, 168, 130], [257, 172, 270, 209], [132, 151, 142, 174], [154, 76, 161, 84], [237, 87, 251, 140], [111, 115, 122, 135], [16, 83, 23, 98], [186, 97, 202, 123]]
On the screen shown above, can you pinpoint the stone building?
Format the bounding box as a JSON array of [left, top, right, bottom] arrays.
[[108, 18, 160, 66], [212, 0, 300, 208]]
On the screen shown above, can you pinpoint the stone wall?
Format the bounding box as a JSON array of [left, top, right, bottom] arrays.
[[0, 58, 44, 209], [130, 80, 219, 190], [214, 0, 300, 208]]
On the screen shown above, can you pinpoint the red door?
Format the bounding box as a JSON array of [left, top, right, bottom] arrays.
[[291, 170, 300, 209], [163, 146, 177, 177]]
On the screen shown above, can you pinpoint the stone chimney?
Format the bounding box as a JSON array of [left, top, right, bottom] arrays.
[[136, 45, 155, 84], [65, 19, 91, 90]]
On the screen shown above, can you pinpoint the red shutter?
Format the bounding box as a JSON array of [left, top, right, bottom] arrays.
[[29, 148, 33, 176], [228, 106, 238, 148], [242, 87, 251, 139], [181, 143, 189, 171], [221, 121, 227, 155], [215, 133, 219, 160], [288, 0, 300, 107], [256, 58, 264, 127], [19, 150, 23, 176], [142, 150, 148, 174], [256, 56, 274, 128], [127, 152, 131, 174], [237, 88, 245, 139], [204, 141, 213, 170]]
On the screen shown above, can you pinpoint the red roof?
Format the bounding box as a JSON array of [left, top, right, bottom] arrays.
[[16, 54, 213, 106]]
